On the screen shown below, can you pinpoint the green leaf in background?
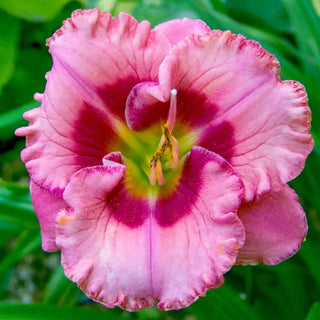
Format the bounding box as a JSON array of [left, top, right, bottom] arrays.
[[110, 0, 138, 15], [187, 283, 263, 320], [134, 0, 199, 25], [0, 101, 39, 140], [135, 0, 300, 78], [0, 140, 27, 182], [0, 10, 20, 94], [0, 304, 125, 320], [0, 50, 49, 112], [0, 0, 71, 22], [0, 229, 41, 286], [0, 181, 35, 247], [281, 0, 320, 67], [312, 0, 320, 16], [0, 2, 83, 113], [306, 303, 320, 320], [81, 0, 138, 14], [222, 0, 292, 33], [280, 0, 320, 135], [81, 0, 117, 12], [0, 181, 37, 231], [42, 265, 81, 305]]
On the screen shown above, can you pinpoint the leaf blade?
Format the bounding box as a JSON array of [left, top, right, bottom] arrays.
[[0, 304, 125, 320], [0, 10, 20, 93]]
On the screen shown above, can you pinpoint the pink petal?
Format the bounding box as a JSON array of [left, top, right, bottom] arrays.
[[236, 185, 308, 265], [200, 80, 313, 200], [30, 181, 66, 252], [152, 146, 245, 309], [125, 19, 210, 131], [154, 18, 210, 45], [155, 30, 313, 200], [125, 81, 169, 131], [16, 9, 176, 194], [16, 87, 117, 195], [158, 31, 280, 126], [47, 9, 173, 120], [56, 147, 244, 310], [56, 162, 155, 310]]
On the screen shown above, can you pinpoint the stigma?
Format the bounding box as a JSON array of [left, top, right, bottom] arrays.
[[149, 89, 180, 186]]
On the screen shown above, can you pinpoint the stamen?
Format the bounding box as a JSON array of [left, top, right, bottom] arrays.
[[155, 160, 165, 185], [167, 135, 179, 168], [167, 89, 177, 133], [150, 153, 165, 186], [162, 124, 179, 169], [149, 89, 180, 185], [149, 164, 157, 186]]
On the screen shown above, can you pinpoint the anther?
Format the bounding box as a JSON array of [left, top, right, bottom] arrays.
[[149, 89, 180, 185]]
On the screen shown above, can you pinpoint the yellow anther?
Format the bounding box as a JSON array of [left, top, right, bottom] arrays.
[[149, 124, 180, 185]]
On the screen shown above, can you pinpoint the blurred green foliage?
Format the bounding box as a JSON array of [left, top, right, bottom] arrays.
[[0, 0, 320, 319]]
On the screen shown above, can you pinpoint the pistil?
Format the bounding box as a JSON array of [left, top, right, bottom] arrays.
[[149, 89, 180, 186]]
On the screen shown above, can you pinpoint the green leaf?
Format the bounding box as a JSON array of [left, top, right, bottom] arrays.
[[134, 0, 200, 26], [0, 101, 39, 140], [187, 284, 263, 320], [137, 307, 163, 320], [301, 240, 320, 295], [281, 0, 320, 62], [0, 230, 21, 247], [111, 0, 138, 15], [0, 47, 50, 113], [0, 0, 71, 22], [139, 0, 302, 78], [42, 265, 81, 305], [222, 0, 291, 33], [229, 262, 313, 320], [81, 0, 117, 11], [306, 303, 320, 320], [0, 181, 37, 230], [0, 10, 20, 93], [280, 0, 320, 134], [312, 0, 320, 16], [188, 0, 297, 56], [0, 304, 125, 320], [0, 141, 27, 182], [0, 229, 41, 285]]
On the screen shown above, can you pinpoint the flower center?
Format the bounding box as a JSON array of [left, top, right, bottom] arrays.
[[110, 89, 196, 198], [149, 89, 180, 186]]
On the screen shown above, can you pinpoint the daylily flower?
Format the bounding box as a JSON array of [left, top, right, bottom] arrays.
[[16, 9, 313, 310]]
